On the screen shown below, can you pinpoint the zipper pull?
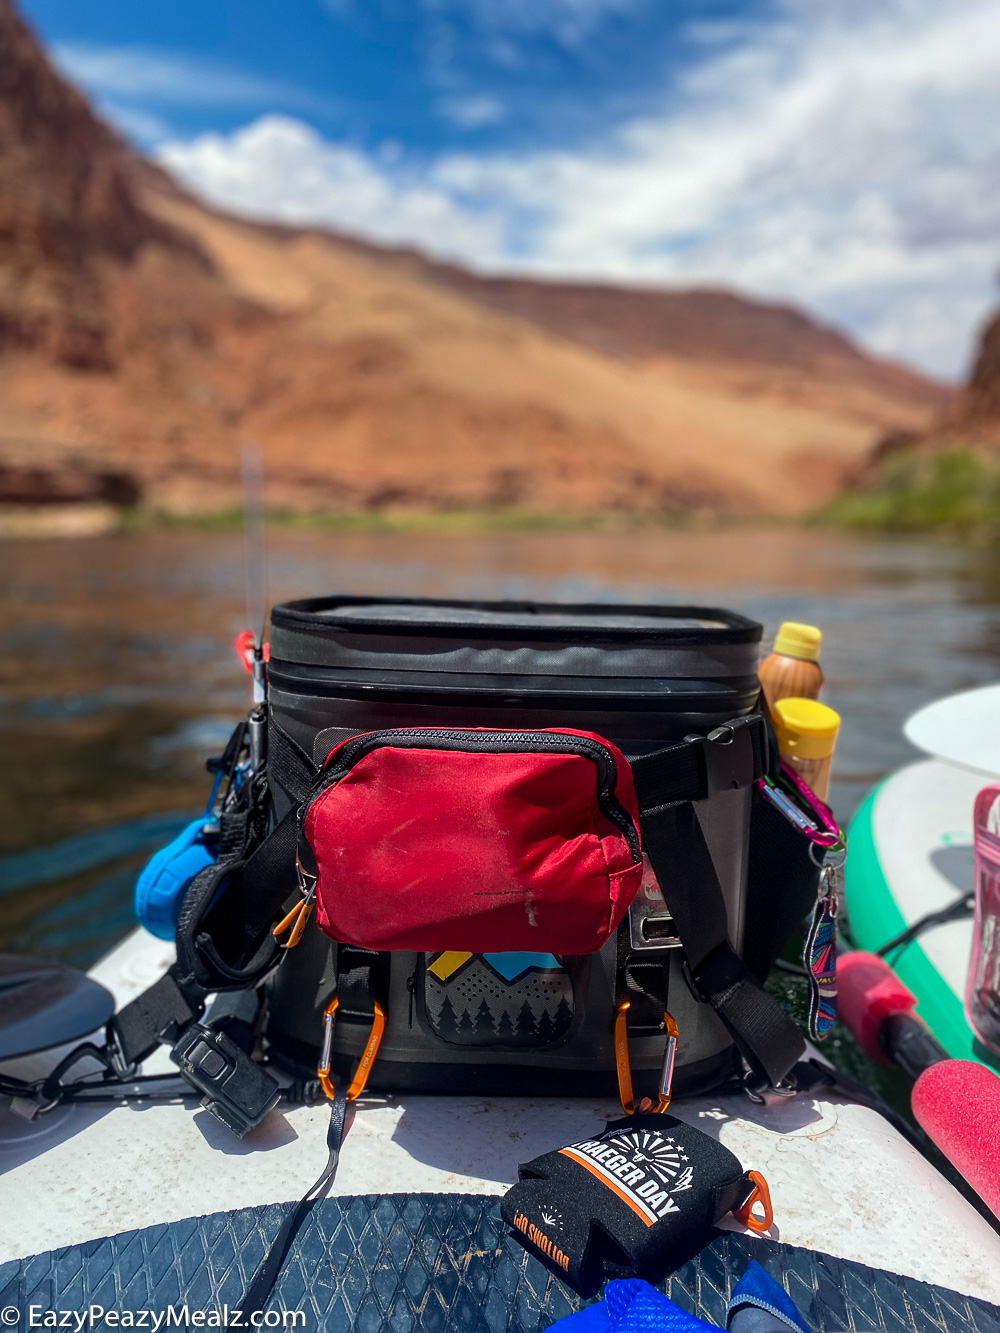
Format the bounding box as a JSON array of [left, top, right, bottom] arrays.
[[407, 975, 415, 1029]]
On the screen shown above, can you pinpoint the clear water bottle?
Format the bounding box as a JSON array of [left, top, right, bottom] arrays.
[[967, 784, 1000, 1058]]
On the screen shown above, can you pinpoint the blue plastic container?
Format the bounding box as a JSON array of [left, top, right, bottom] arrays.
[[134, 819, 218, 940]]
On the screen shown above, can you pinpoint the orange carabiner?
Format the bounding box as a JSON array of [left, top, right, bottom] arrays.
[[614, 1000, 635, 1115], [317, 996, 385, 1102], [655, 1011, 679, 1112], [733, 1170, 774, 1234], [615, 1004, 678, 1116]]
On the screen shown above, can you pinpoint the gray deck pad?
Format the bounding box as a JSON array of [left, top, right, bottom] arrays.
[[2, 1195, 998, 1333]]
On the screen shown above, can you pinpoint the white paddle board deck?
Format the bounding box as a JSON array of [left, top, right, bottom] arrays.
[[904, 684, 1000, 778], [1, 927, 998, 1310], [846, 758, 987, 1063]]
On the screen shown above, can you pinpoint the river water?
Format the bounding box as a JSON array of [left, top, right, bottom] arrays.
[[2, 526, 999, 968]]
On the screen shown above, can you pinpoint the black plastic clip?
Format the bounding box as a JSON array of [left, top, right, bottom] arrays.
[[742, 1068, 798, 1106], [701, 719, 755, 796]]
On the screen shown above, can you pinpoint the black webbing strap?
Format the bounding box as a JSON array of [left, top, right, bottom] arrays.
[[614, 920, 669, 1039], [193, 721, 315, 972], [190, 808, 300, 984], [630, 714, 805, 1091], [110, 969, 203, 1067], [231, 808, 302, 947], [691, 942, 804, 1088], [638, 801, 727, 971], [216, 809, 249, 859], [267, 720, 315, 805], [235, 947, 386, 1314], [107, 726, 311, 1066], [628, 713, 768, 809], [335, 944, 389, 1025], [237, 1088, 348, 1317]]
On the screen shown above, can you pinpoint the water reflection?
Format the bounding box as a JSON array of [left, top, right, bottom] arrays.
[[2, 527, 998, 966]]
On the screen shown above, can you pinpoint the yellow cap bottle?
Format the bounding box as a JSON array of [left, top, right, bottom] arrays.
[[773, 622, 822, 662], [772, 697, 840, 802], [758, 621, 824, 712]]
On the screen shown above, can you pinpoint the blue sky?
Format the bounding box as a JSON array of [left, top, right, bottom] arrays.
[[23, 0, 756, 152], [21, 0, 1000, 379]]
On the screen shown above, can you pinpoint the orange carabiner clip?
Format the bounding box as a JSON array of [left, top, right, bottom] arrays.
[[615, 1004, 678, 1116], [733, 1170, 774, 1234], [656, 1011, 679, 1112], [317, 996, 386, 1102], [614, 1000, 635, 1115]]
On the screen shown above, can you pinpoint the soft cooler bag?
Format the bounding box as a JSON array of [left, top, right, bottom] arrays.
[[260, 597, 808, 1100]]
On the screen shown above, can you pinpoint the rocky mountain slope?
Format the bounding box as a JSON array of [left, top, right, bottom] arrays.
[[860, 306, 1000, 465], [346, 245, 943, 411], [0, 0, 951, 519], [942, 310, 1000, 440], [0, 0, 203, 369], [817, 300, 1000, 533]]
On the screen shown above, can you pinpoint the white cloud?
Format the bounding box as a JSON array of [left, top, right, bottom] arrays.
[[53, 43, 332, 113], [157, 0, 1000, 377], [423, 0, 648, 50], [438, 95, 505, 129], [158, 115, 503, 257]]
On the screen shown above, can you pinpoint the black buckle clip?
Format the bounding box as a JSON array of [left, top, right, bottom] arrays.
[[700, 718, 755, 796], [105, 1024, 140, 1079], [681, 960, 709, 1004], [743, 1068, 798, 1105]]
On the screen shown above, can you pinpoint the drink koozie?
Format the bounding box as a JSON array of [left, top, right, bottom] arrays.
[[501, 1113, 758, 1296]]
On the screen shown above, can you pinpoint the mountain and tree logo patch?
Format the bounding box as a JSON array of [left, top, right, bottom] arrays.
[[423, 951, 574, 1047]]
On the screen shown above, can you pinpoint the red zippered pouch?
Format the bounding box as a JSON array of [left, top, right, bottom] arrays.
[[299, 727, 643, 954]]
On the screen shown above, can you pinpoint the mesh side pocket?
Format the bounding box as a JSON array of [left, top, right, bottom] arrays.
[[744, 787, 822, 981]]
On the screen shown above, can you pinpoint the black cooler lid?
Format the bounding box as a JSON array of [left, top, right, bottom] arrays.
[[268, 596, 761, 689]]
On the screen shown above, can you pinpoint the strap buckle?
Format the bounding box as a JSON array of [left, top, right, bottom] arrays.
[[628, 885, 683, 953], [614, 1002, 679, 1116], [700, 719, 755, 796], [317, 996, 385, 1102], [742, 1069, 798, 1105], [105, 1025, 139, 1079]]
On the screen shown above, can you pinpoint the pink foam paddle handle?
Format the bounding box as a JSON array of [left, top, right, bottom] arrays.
[[912, 1060, 1000, 1218], [837, 950, 918, 1064]]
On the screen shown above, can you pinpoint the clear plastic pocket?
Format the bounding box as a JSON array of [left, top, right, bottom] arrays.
[[967, 785, 1000, 1057]]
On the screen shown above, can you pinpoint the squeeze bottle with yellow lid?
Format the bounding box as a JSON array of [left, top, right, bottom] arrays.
[[758, 621, 823, 711], [772, 697, 840, 803]]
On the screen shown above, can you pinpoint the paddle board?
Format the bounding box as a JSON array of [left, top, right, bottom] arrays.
[[845, 757, 994, 1070], [903, 683, 1000, 778]]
